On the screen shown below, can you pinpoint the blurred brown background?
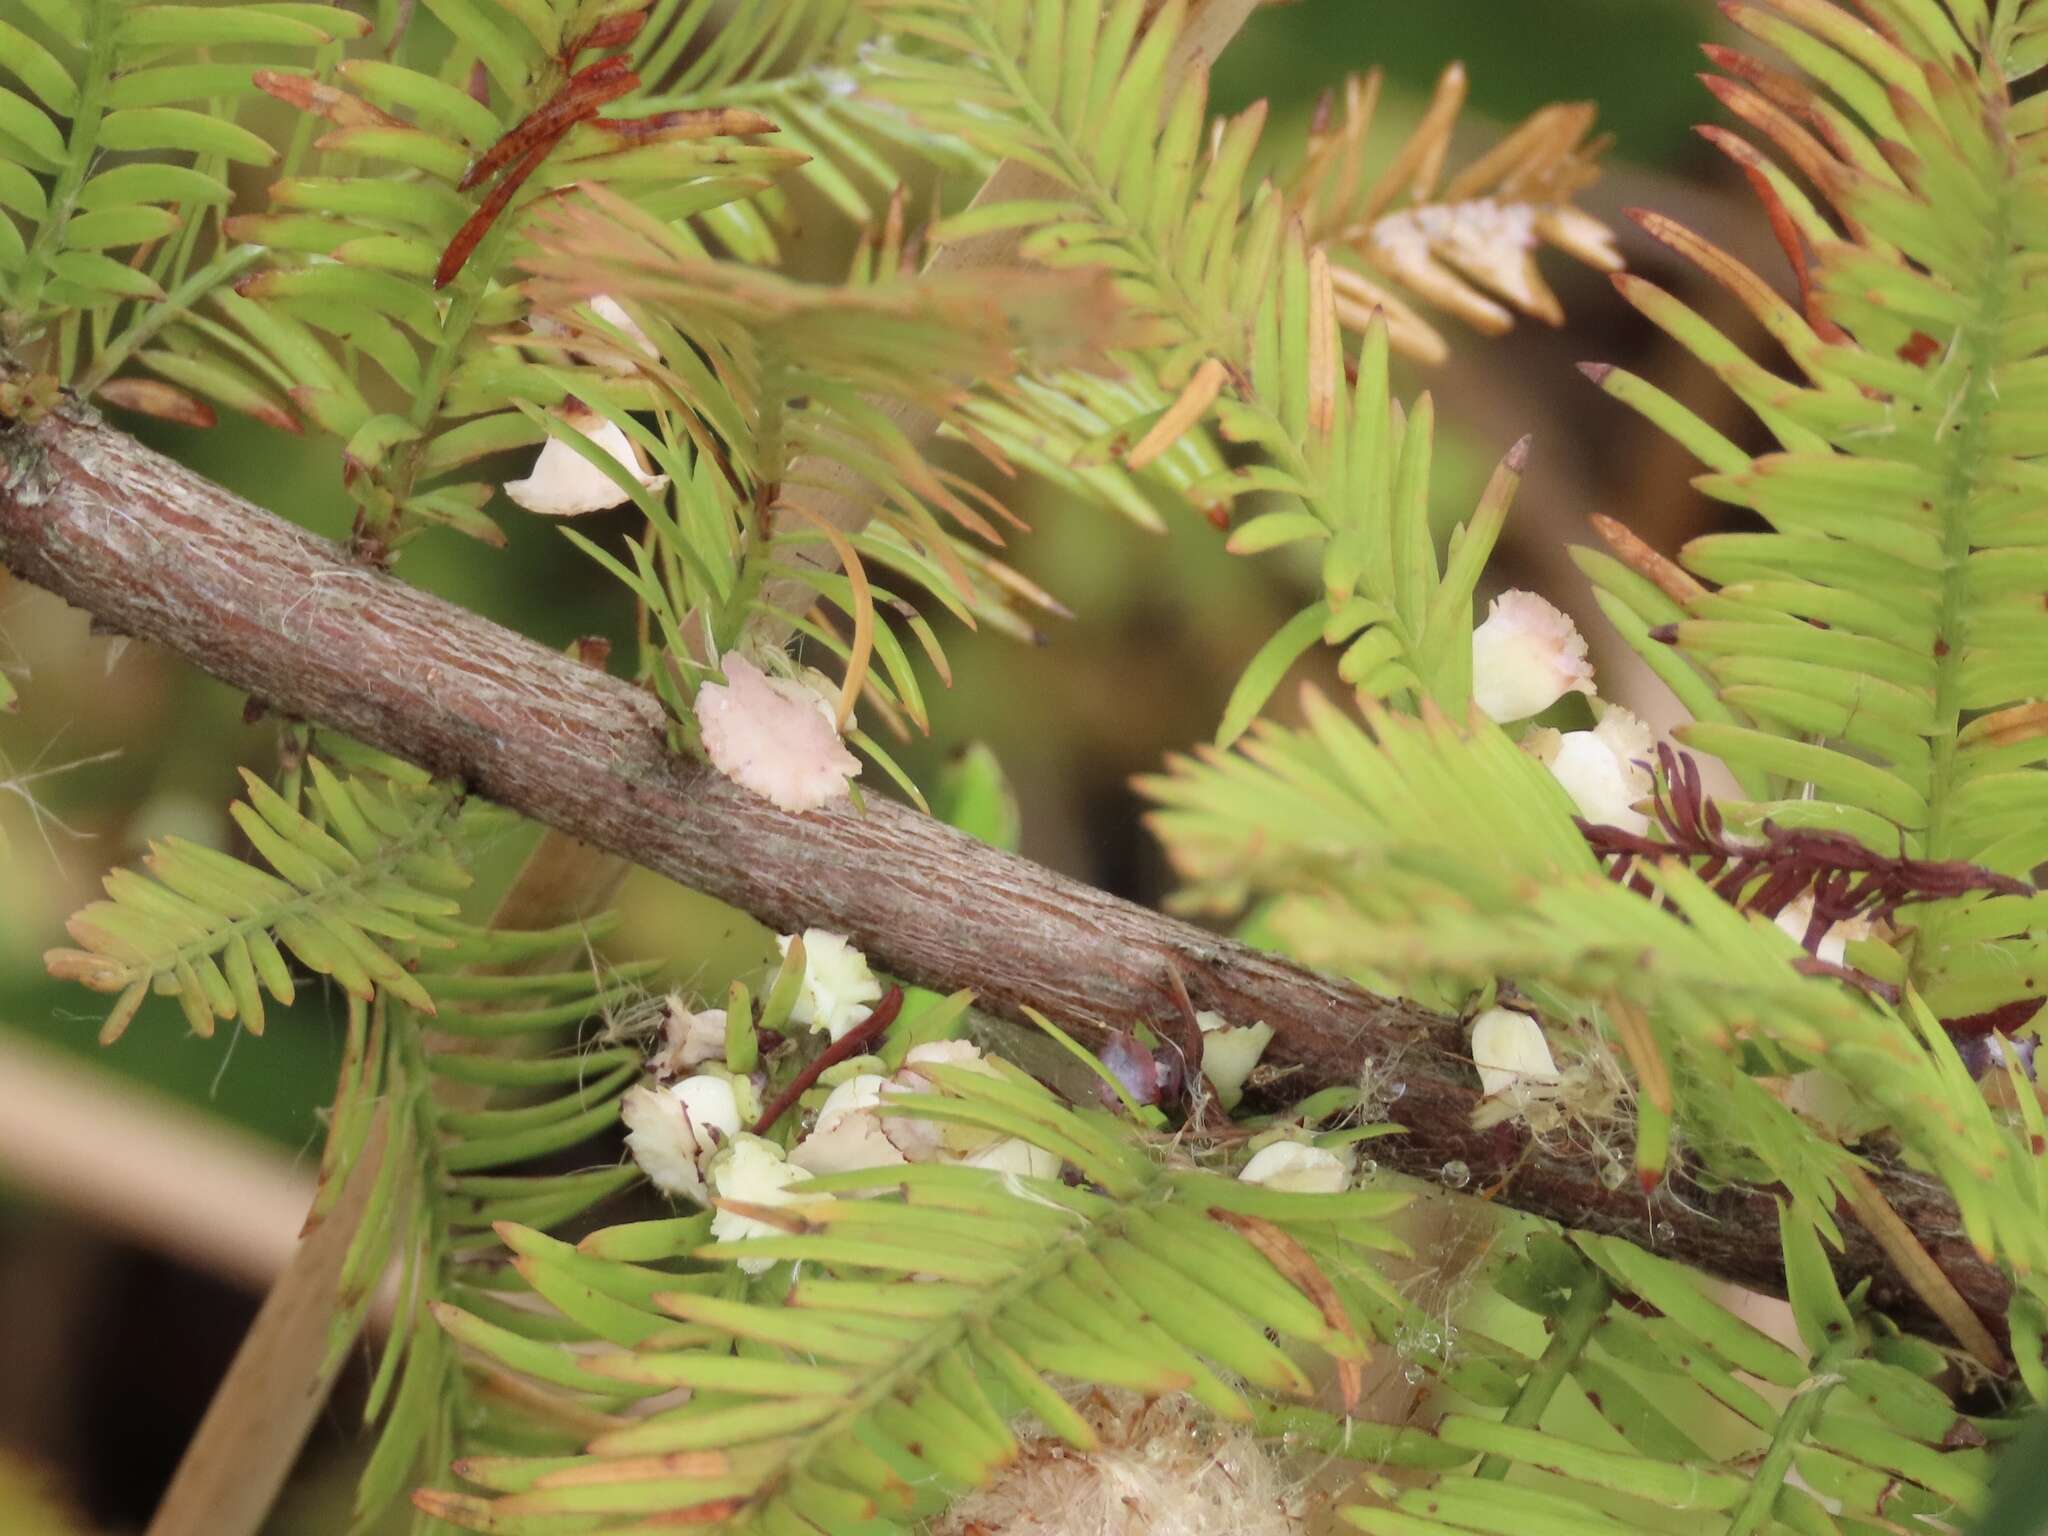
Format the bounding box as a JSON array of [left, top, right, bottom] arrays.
[[0, 0, 1776, 1527]]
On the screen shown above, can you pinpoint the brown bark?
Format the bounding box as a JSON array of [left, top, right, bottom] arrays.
[[0, 400, 2008, 1350], [142, 1106, 387, 1536]]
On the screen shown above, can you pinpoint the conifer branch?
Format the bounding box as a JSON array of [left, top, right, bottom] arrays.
[[747, 0, 1263, 641], [0, 399, 2009, 1351]]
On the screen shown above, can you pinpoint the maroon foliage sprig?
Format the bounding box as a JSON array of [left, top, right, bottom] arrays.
[[1580, 745, 2032, 1000], [751, 986, 904, 1136], [1586, 743, 2029, 918], [436, 53, 641, 288], [430, 10, 782, 289]]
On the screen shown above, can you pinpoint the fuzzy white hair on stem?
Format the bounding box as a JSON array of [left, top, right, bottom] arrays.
[[932, 1390, 1315, 1536], [0, 742, 122, 861]]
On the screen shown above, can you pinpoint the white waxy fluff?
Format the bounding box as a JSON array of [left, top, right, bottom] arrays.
[[1238, 1139, 1351, 1194], [622, 1074, 743, 1205], [789, 1072, 908, 1177], [706, 1133, 813, 1272], [1470, 589, 1595, 723], [933, 1390, 1311, 1536], [1534, 705, 1654, 833], [652, 998, 727, 1076], [774, 927, 882, 1039], [1194, 1009, 1275, 1111], [503, 406, 668, 516], [698, 658, 862, 814], [1469, 1006, 1561, 1100]]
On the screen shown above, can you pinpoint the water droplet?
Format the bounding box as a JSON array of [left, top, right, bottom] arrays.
[[1654, 1220, 1676, 1244], [1401, 1361, 1426, 1385], [1384, 1081, 1408, 1102], [1598, 1160, 1628, 1191], [1439, 1159, 1470, 1189], [1420, 1328, 1443, 1352], [1357, 1157, 1379, 1180]]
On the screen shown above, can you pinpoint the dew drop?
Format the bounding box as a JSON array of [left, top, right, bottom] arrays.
[[1654, 1220, 1676, 1244], [1439, 1159, 1470, 1190], [1384, 1081, 1408, 1103], [1357, 1157, 1379, 1180], [1401, 1361, 1426, 1385], [1598, 1160, 1628, 1191]]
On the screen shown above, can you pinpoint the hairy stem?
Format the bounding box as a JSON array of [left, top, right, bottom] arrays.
[[1909, 141, 2012, 991], [76, 245, 266, 397], [1721, 1334, 1853, 1536], [1473, 1271, 1611, 1480], [11, 0, 115, 343]]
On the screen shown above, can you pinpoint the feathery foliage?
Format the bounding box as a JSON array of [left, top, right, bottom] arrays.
[[512, 189, 1126, 761], [624, 0, 977, 262], [216, 1, 801, 553], [856, 0, 1621, 738], [1344, 1216, 2004, 1534], [0, 0, 368, 419], [44, 752, 469, 1044], [1580, 0, 2048, 1030], [411, 1050, 1400, 1534], [335, 922, 657, 1531], [42, 734, 654, 1532], [1144, 694, 2048, 1287], [1137, 2, 2048, 1522], [1283, 62, 1619, 365], [863, 0, 1618, 375]]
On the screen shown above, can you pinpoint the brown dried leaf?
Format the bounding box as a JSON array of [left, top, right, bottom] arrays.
[[1210, 1207, 1366, 1412], [97, 378, 216, 429], [1840, 1165, 2005, 1371], [1284, 65, 1619, 360], [1959, 701, 2048, 749], [1126, 357, 1228, 470], [1589, 512, 1706, 605], [531, 1449, 730, 1486], [253, 69, 402, 130], [586, 105, 779, 147], [43, 947, 131, 991]]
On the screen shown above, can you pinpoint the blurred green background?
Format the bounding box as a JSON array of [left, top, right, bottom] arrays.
[[0, 0, 1754, 1528]]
